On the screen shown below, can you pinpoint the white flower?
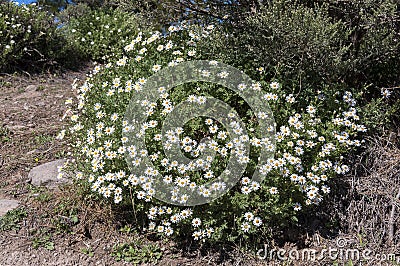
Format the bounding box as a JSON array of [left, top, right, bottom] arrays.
[[152, 64, 161, 72], [253, 217, 262, 227], [218, 71, 229, 78], [293, 203, 302, 211], [192, 218, 201, 227], [237, 83, 247, 91], [241, 186, 251, 194], [156, 225, 164, 233], [192, 231, 202, 240], [270, 82, 280, 89], [170, 214, 181, 223], [381, 88, 391, 98], [197, 96, 207, 104], [241, 176, 250, 185], [165, 227, 174, 236], [244, 212, 254, 221], [241, 222, 251, 232], [306, 105, 316, 114], [269, 187, 278, 195]]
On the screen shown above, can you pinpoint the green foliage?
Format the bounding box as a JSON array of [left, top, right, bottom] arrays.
[[77, 0, 258, 28], [36, 0, 71, 13], [64, 8, 140, 62], [50, 197, 80, 234], [0, 125, 11, 143], [218, 0, 399, 88], [34, 192, 53, 203], [111, 240, 162, 264], [360, 89, 400, 132], [0, 2, 79, 72], [81, 247, 94, 257], [323, 0, 400, 89], [203, 0, 399, 133], [58, 3, 92, 23], [0, 207, 27, 231], [31, 229, 55, 250], [204, 1, 352, 90]]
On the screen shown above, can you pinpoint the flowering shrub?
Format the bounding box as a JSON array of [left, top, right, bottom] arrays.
[[65, 8, 140, 62], [61, 24, 367, 244], [0, 2, 74, 71]]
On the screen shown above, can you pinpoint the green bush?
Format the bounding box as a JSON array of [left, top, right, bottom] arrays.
[[201, 0, 399, 132], [310, 0, 400, 90], [64, 8, 140, 62], [203, 1, 351, 90], [0, 2, 78, 72], [206, 0, 398, 92], [59, 23, 366, 246]]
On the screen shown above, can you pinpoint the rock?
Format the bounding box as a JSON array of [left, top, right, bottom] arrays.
[[15, 85, 41, 100], [25, 85, 37, 92], [28, 159, 71, 188], [0, 199, 20, 217], [5, 124, 27, 132]]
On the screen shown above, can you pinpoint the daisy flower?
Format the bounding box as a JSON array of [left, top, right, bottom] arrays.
[[192, 218, 201, 227], [253, 217, 262, 227]]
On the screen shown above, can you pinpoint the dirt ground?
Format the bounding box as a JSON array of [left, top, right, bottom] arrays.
[[0, 69, 399, 266]]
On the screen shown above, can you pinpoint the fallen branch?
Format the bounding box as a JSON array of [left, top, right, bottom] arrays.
[[389, 187, 400, 245]]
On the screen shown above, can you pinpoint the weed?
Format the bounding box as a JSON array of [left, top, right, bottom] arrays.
[[81, 247, 94, 257], [32, 230, 55, 251], [0, 181, 9, 188], [36, 85, 45, 91], [0, 207, 27, 231], [119, 225, 133, 234], [111, 239, 162, 264], [0, 126, 11, 143], [34, 134, 53, 145], [35, 191, 53, 203]]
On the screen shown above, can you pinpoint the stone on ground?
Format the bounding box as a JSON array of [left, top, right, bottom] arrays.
[[0, 199, 20, 217], [28, 159, 70, 188]]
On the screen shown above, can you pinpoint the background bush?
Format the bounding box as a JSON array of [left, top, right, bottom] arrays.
[[200, 0, 399, 131], [64, 8, 140, 62], [0, 2, 79, 72]]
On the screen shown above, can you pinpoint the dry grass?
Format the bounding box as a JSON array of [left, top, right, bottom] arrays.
[[345, 132, 400, 250]]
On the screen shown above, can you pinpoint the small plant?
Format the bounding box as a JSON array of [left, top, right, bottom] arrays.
[[34, 134, 53, 145], [0, 125, 11, 143], [28, 184, 51, 200], [50, 204, 80, 234], [35, 191, 53, 203], [119, 224, 133, 234], [0, 207, 27, 231], [81, 247, 94, 257], [32, 231, 55, 251], [111, 240, 162, 264]]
